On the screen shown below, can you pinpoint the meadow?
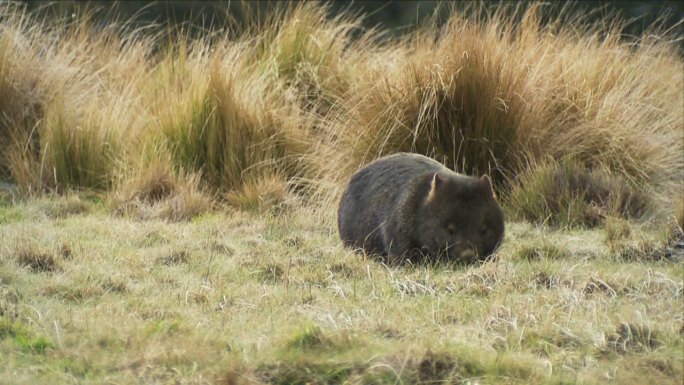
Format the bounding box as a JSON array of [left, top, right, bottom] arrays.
[[0, 2, 682, 384]]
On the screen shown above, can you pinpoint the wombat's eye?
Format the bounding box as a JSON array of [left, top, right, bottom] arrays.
[[480, 225, 489, 235]]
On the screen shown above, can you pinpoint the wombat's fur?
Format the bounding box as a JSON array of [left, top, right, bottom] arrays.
[[337, 153, 504, 264]]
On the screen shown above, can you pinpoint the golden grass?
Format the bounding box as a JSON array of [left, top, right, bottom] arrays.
[[15, 247, 60, 272], [112, 161, 213, 221], [1, 2, 681, 224], [224, 172, 291, 213], [0, 1, 683, 383], [320, 3, 683, 218], [0, 3, 150, 192], [1, 201, 682, 384]]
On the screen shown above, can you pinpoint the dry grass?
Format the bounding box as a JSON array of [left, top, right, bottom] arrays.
[[1, 2, 681, 224], [224, 173, 291, 213], [0, 201, 682, 384], [320, 3, 682, 218], [0, 1, 683, 384], [15, 247, 60, 272], [112, 162, 213, 221], [676, 197, 684, 231]]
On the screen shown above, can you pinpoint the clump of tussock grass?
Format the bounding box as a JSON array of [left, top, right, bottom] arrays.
[[521, 328, 584, 356], [529, 271, 561, 290], [147, 35, 313, 196], [256, 360, 356, 385], [113, 162, 213, 221], [605, 322, 663, 354], [150, 180, 213, 221], [584, 275, 619, 297], [514, 238, 570, 261], [321, 3, 683, 222], [609, 239, 679, 262], [249, 261, 285, 284], [0, 3, 150, 192], [414, 350, 462, 383], [604, 217, 632, 244], [99, 276, 128, 294], [254, 326, 363, 383], [324, 4, 532, 188], [507, 158, 651, 227], [117, 162, 177, 204], [134, 3, 376, 203], [143, 3, 371, 198], [36, 194, 92, 218], [0, 3, 46, 190], [156, 250, 190, 267], [203, 56, 311, 192], [251, 347, 537, 384], [16, 247, 60, 272], [59, 241, 73, 260], [41, 103, 123, 191], [401, 347, 540, 384], [141, 38, 212, 172], [600, 219, 680, 261], [224, 173, 291, 213], [373, 324, 403, 340], [39, 273, 129, 302], [285, 325, 335, 352], [248, 2, 372, 116], [327, 262, 361, 279]]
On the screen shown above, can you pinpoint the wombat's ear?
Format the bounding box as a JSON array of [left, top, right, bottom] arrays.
[[481, 175, 497, 199], [427, 173, 442, 202]]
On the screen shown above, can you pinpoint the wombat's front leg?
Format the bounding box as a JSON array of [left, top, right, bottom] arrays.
[[381, 217, 405, 263], [382, 226, 416, 265], [385, 247, 426, 265]]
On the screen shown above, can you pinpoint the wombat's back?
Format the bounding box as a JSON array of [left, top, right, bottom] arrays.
[[337, 153, 446, 254]]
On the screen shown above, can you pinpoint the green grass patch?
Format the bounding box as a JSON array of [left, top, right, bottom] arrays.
[[0, 205, 23, 224], [285, 325, 339, 352], [257, 359, 356, 385], [514, 239, 571, 261], [0, 317, 53, 353], [507, 158, 651, 228]]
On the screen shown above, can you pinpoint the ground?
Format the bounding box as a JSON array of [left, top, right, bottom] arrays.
[[1, 194, 682, 384]]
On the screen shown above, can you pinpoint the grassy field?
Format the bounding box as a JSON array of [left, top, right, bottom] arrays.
[[1, 195, 682, 384], [0, 2, 683, 384]]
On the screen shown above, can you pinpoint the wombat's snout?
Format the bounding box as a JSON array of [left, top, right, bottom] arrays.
[[458, 248, 475, 260], [446, 241, 477, 262]]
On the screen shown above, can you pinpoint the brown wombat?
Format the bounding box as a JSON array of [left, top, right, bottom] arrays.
[[337, 153, 504, 264]]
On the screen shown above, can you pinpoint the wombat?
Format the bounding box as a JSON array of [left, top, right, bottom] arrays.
[[337, 153, 504, 264]]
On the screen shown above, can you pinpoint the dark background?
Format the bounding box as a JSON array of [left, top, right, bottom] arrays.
[[16, 1, 684, 39]]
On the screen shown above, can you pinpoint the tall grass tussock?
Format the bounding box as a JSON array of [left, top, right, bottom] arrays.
[[0, 1, 680, 225], [322, 3, 682, 224], [507, 158, 651, 227]]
